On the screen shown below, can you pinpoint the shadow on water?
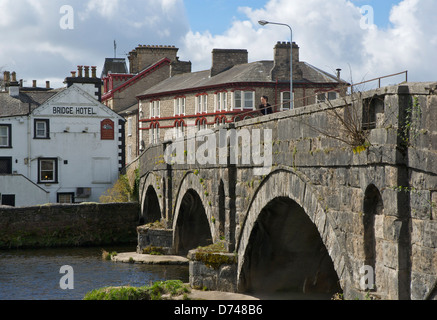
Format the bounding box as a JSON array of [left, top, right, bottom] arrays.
[[0, 245, 189, 300]]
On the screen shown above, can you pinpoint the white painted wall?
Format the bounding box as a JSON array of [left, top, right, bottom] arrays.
[[0, 84, 124, 205], [0, 175, 49, 206]]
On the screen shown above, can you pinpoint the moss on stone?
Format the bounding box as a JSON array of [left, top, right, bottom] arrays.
[[193, 241, 236, 270]]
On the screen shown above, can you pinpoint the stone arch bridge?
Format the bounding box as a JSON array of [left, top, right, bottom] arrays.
[[137, 83, 437, 300]]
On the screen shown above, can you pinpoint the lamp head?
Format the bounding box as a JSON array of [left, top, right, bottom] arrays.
[[258, 20, 269, 26]]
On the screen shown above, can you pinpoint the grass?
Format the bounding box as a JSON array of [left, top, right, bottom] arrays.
[[83, 280, 191, 300]]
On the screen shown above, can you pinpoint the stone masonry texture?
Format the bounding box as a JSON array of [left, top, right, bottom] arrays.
[[137, 82, 437, 300]]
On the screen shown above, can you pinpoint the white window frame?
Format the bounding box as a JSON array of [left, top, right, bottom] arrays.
[[36, 121, 47, 138], [149, 124, 160, 144], [39, 158, 57, 183], [0, 125, 11, 147], [232, 90, 255, 110], [281, 91, 294, 110], [215, 92, 228, 112], [196, 94, 208, 114], [174, 97, 186, 116], [150, 100, 160, 118]]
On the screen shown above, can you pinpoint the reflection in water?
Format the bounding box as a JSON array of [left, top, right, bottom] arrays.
[[0, 246, 189, 300]]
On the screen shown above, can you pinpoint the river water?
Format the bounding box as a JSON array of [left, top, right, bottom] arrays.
[[0, 245, 189, 300]]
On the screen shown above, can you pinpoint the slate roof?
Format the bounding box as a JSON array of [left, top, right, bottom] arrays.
[[0, 88, 63, 118], [101, 58, 129, 78], [137, 60, 344, 98], [118, 102, 139, 116]]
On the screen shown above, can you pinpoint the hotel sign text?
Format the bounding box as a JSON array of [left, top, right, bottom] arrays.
[[53, 107, 97, 115]]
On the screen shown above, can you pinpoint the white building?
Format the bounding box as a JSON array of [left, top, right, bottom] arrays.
[[0, 70, 125, 207]]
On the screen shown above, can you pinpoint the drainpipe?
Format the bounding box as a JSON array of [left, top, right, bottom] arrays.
[[27, 104, 32, 178]]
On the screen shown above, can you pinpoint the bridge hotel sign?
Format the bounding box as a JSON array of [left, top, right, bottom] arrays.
[[52, 106, 97, 115], [51, 106, 115, 140]]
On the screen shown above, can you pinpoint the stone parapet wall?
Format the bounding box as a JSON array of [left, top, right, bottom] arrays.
[[0, 202, 140, 249]]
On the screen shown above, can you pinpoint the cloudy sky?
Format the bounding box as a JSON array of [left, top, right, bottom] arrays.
[[0, 0, 435, 89]]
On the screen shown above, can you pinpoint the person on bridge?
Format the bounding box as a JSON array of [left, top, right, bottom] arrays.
[[259, 96, 273, 115]]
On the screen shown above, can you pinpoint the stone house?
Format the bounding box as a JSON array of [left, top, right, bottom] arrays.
[[101, 45, 192, 164], [136, 41, 346, 146]]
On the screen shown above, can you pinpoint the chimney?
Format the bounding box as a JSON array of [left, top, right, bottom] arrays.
[[271, 41, 302, 82], [171, 60, 192, 77], [3, 71, 10, 86], [210, 49, 248, 77], [91, 66, 97, 78], [33, 80, 37, 88], [336, 68, 342, 79], [64, 65, 102, 102], [9, 71, 19, 97], [128, 44, 179, 74], [46, 81, 51, 89]]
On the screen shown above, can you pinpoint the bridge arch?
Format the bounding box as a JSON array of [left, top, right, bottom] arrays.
[[139, 173, 164, 224], [172, 172, 216, 255], [236, 169, 352, 297]]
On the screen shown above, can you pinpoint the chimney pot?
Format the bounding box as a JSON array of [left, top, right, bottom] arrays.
[[77, 66, 83, 77], [91, 66, 97, 78], [84, 66, 90, 78], [46, 81, 50, 89], [33, 80, 37, 88], [11, 72, 17, 82], [3, 71, 10, 84], [71, 71, 76, 77], [336, 68, 342, 79]]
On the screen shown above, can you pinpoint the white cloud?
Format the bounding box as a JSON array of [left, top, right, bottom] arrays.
[[180, 0, 436, 85], [0, 0, 190, 87], [0, 0, 434, 90]]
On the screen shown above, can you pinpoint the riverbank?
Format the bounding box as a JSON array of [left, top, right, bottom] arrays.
[[0, 202, 139, 249]]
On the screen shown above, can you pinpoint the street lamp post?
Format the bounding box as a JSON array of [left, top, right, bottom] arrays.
[[258, 20, 293, 110]]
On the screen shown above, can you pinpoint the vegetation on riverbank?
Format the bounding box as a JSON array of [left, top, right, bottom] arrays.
[[83, 280, 191, 300]]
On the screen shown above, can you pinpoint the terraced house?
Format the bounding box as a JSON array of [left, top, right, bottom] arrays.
[[137, 41, 347, 147]]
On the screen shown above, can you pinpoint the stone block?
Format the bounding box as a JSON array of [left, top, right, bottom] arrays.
[[423, 221, 437, 249], [188, 249, 237, 292], [410, 190, 431, 220], [411, 272, 437, 300]]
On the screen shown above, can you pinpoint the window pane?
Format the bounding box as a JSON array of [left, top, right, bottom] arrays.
[[234, 91, 242, 109], [58, 194, 73, 204], [36, 121, 47, 137], [197, 96, 202, 114], [328, 92, 337, 100], [0, 126, 8, 146], [222, 93, 227, 111], [282, 92, 291, 109], [203, 96, 207, 113], [40, 159, 55, 182], [244, 92, 253, 109]]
